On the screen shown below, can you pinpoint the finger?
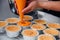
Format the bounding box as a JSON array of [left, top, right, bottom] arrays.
[[22, 2, 33, 13], [22, 7, 31, 13], [23, 6, 34, 14]]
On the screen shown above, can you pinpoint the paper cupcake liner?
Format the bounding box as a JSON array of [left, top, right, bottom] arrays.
[[22, 29, 39, 40], [0, 21, 8, 33], [5, 25, 21, 38]]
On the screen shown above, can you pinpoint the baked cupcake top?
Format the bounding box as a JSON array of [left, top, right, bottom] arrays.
[[31, 24, 46, 30], [43, 28, 59, 36], [38, 34, 55, 40], [6, 25, 20, 32], [22, 29, 38, 37], [47, 23, 60, 29], [34, 19, 47, 24]]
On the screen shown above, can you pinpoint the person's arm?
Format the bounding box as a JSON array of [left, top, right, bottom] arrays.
[[22, 0, 60, 13], [38, 1, 60, 11]]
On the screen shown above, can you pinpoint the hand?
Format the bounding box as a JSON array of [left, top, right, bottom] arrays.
[[22, 0, 38, 14]]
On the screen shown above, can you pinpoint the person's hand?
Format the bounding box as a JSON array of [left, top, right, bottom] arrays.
[[22, 0, 38, 14], [22, 0, 48, 14]]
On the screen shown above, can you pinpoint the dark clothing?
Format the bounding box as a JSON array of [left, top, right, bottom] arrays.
[[42, 9, 60, 17]]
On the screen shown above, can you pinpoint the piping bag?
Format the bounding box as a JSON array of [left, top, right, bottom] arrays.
[[14, 0, 26, 21], [14, 0, 31, 26]]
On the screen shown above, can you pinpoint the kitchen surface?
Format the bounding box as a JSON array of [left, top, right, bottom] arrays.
[[0, 0, 60, 40]]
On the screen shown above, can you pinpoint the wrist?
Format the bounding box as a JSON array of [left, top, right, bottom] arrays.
[[36, 0, 40, 8], [36, 0, 49, 8], [36, 1, 48, 8]]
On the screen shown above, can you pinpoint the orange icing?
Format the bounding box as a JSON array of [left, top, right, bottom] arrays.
[[17, 21, 31, 27]]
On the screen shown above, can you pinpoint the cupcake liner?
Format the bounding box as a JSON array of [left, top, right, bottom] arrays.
[[5, 25, 21, 38], [22, 29, 39, 40], [0, 21, 8, 33]]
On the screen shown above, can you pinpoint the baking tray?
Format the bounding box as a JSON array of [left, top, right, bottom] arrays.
[[0, 0, 60, 40]]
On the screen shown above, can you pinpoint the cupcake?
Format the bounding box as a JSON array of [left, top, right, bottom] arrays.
[[23, 15, 33, 21], [0, 21, 7, 33], [17, 21, 31, 30], [5, 25, 21, 37], [38, 34, 56, 40], [31, 24, 46, 34], [43, 28, 59, 36], [47, 23, 60, 29], [22, 29, 39, 40], [6, 17, 19, 24], [34, 19, 47, 25]]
